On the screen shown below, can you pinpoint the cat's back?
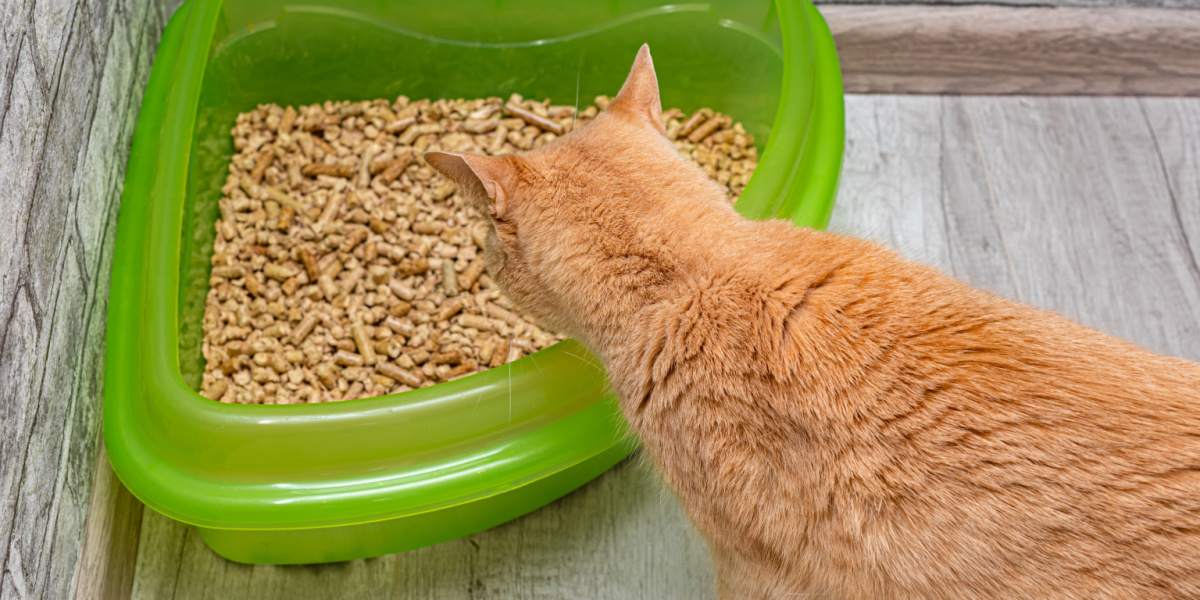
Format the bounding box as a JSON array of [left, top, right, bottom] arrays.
[[655, 222, 1200, 599], [773, 226, 1200, 599]]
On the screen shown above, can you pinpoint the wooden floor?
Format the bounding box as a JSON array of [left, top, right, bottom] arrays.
[[127, 94, 1200, 599]]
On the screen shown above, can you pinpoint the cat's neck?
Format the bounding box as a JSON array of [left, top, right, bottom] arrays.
[[562, 190, 747, 355]]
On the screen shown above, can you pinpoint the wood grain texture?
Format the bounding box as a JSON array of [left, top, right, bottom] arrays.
[[130, 95, 1200, 598], [0, 0, 173, 598], [824, 6, 1200, 95], [938, 97, 1200, 358], [836, 95, 1200, 359], [73, 447, 143, 600], [830, 95, 951, 268], [1139, 97, 1200, 305]]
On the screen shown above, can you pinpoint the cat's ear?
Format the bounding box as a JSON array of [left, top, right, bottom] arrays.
[[424, 151, 516, 219], [609, 44, 665, 134]]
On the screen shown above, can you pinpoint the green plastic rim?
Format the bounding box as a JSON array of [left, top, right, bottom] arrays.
[[104, 0, 843, 545]]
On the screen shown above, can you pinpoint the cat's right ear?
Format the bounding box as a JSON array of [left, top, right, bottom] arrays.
[[609, 44, 665, 135], [424, 151, 515, 219]]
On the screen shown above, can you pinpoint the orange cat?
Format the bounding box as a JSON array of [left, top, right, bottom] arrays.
[[427, 46, 1200, 599]]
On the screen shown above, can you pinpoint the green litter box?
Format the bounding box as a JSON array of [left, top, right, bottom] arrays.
[[104, 0, 844, 565]]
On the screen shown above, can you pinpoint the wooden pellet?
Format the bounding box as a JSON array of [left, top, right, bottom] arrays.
[[313, 194, 342, 232], [374, 339, 402, 358], [676, 109, 712, 138], [431, 350, 461, 365], [412, 221, 444, 235], [399, 123, 440, 145], [398, 258, 429, 277], [277, 207, 294, 232], [263, 263, 294, 282], [244, 273, 264, 297], [687, 115, 728, 143], [351, 322, 376, 364], [442, 261, 459, 295], [262, 322, 287, 339], [378, 154, 413, 184], [445, 361, 476, 380], [302, 163, 354, 178], [250, 149, 275, 184], [388, 301, 412, 318], [279, 107, 297, 134], [320, 254, 343, 277], [462, 119, 497, 134], [368, 265, 390, 285], [314, 364, 336, 388], [205, 379, 229, 401], [342, 227, 368, 253], [489, 339, 509, 368], [486, 303, 522, 326], [459, 313, 495, 332], [383, 316, 413, 336], [317, 275, 339, 301], [385, 117, 416, 134], [334, 351, 363, 367], [389, 281, 416, 301], [436, 299, 464, 322], [298, 247, 320, 279], [470, 224, 488, 249], [459, 258, 485, 290], [212, 265, 244, 280], [431, 182, 456, 201], [377, 362, 423, 388], [265, 186, 304, 213], [478, 339, 496, 364], [504, 102, 564, 135], [291, 313, 319, 344], [341, 268, 363, 294]]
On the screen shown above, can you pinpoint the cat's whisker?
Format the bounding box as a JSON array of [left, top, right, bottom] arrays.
[[560, 348, 605, 374], [572, 54, 582, 132], [506, 361, 513, 424], [528, 352, 546, 376]]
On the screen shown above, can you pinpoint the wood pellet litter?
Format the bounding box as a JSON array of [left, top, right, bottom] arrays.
[[200, 94, 758, 404]]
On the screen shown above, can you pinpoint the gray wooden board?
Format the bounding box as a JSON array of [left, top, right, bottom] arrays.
[[127, 95, 1200, 598], [823, 6, 1200, 96], [0, 0, 172, 598]]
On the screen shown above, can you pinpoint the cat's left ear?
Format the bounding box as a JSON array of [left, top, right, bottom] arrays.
[[424, 151, 517, 220], [609, 44, 665, 135]]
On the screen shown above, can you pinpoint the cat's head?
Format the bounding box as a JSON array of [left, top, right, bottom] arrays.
[[426, 45, 712, 336]]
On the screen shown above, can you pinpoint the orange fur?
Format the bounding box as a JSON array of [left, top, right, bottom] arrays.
[[427, 46, 1200, 599]]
